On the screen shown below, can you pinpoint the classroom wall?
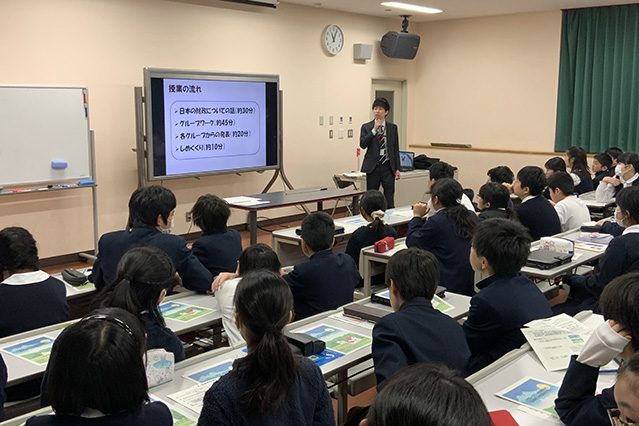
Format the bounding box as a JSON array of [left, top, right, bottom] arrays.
[[409, 11, 563, 192], [0, 0, 417, 258]]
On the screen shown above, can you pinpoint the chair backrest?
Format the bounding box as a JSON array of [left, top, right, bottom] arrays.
[[333, 175, 356, 189]]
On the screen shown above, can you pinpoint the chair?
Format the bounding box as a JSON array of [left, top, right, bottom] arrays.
[[331, 175, 357, 217]]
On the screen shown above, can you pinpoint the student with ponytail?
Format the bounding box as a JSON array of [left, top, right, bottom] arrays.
[[345, 190, 397, 271], [198, 270, 334, 426], [407, 178, 478, 296], [565, 146, 594, 194], [100, 246, 185, 362]]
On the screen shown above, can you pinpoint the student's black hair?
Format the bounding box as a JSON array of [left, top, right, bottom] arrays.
[[372, 97, 390, 111], [616, 186, 639, 224], [128, 185, 176, 228], [46, 307, 148, 416], [300, 211, 334, 252], [617, 352, 639, 383], [517, 166, 547, 196], [238, 243, 281, 276], [477, 183, 517, 220], [486, 165, 514, 184], [233, 270, 298, 415], [547, 171, 575, 196], [605, 147, 623, 161], [618, 152, 639, 173], [0, 227, 39, 275], [360, 190, 388, 238], [594, 152, 613, 170], [191, 194, 231, 234], [565, 146, 591, 176], [545, 157, 567, 173], [385, 248, 440, 301], [463, 188, 474, 201], [100, 247, 175, 327], [428, 161, 455, 181], [430, 178, 476, 240], [366, 363, 492, 426], [600, 272, 639, 351], [472, 218, 532, 275]]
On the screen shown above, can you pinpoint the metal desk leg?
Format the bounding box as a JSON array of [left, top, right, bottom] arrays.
[[249, 211, 257, 245], [334, 370, 348, 424], [353, 195, 360, 215], [318, 201, 323, 212], [361, 256, 372, 297]]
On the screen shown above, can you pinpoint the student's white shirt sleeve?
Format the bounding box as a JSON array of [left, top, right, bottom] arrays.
[[595, 180, 615, 203], [554, 201, 569, 231], [426, 199, 435, 218], [215, 277, 244, 347], [461, 193, 475, 212]]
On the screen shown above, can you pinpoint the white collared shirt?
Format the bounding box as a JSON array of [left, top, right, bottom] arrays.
[[623, 224, 639, 235], [520, 195, 537, 204], [554, 195, 591, 232], [1, 270, 50, 286], [426, 193, 475, 218], [372, 120, 387, 135]]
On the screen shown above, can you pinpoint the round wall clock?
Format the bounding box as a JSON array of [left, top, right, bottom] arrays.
[[322, 24, 344, 56]]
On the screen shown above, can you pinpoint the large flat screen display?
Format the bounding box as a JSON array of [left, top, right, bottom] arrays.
[[144, 68, 280, 181]]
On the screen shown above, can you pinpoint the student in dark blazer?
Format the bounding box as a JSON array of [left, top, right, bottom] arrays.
[[0, 227, 68, 338], [283, 212, 360, 320], [556, 273, 639, 426], [476, 182, 517, 222], [91, 186, 212, 294], [510, 166, 561, 240], [591, 152, 615, 188], [372, 248, 470, 388], [407, 179, 478, 296], [463, 219, 552, 373], [360, 98, 400, 208], [190, 194, 242, 277], [0, 353, 6, 422], [554, 186, 639, 316], [565, 146, 594, 194]]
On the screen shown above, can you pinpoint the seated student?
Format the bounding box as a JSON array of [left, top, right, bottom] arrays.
[[344, 190, 397, 272], [555, 272, 639, 426], [543, 156, 568, 199], [0, 227, 68, 338], [606, 146, 623, 166], [511, 166, 562, 240], [91, 186, 212, 294], [463, 188, 479, 212], [191, 194, 243, 277], [364, 364, 492, 426], [555, 186, 639, 316], [596, 152, 639, 204], [407, 178, 478, 296], [283, 211, 360, 320], [372, 248, 470, 387], [565, 146, 594, 194], [463, 218, 552, 373], [100, 247, 185, 362], [212, 243, 281, 346], [486, 165, 514, 185], [476, 182, 517, 222], [424, 161, 474, 218], [547, 172, 591, 232], [198, 271, 334, 426], [27, 308, 172, 425], [0, 353, 6, 422], [591, 152, 615, 188]]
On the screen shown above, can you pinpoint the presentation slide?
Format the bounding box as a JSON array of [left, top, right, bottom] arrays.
[[160, 78, 267, 176]]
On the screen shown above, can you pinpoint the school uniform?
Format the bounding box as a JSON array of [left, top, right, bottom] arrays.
[[192, 229, 243, 277], [555, 356, 615, 426], [554, 195, 591, 232], [554, 225, 639, 315], [283, 249, 360, 320], [344, 224, 397, 268], [463, 272, 553, 373], [515, 195, 562, 240], [144, 313, 185, 362], [0, 271, 68, 338], [571, 171, 594, 195], [91, 227, 212, 294], [425, 193, 475, 218], [198, 357, 335, 426], [595, 172, 639, 203], [477, 208, 510, 222], [372, 298, 470, 387], [406, 209, 478, 296], [600, 220, 623, 237], [215, 276, 243, 346], [592, 169, 614, 188], [0, 353, 6, 422], [25, 402, 173, 426]]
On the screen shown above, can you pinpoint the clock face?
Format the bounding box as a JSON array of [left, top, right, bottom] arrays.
[[323, 24, 344, 56]]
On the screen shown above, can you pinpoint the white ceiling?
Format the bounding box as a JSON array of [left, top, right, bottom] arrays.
[[282, 0, 639, 22]]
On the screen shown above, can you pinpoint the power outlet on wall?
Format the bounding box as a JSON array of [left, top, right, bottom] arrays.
[[185, 211, 192, 222]]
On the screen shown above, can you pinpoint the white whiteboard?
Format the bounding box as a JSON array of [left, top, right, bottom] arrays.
[[0, 86, 92, 187]]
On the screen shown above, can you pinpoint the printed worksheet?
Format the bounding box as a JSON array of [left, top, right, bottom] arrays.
[[159, 302, 213, 323], [183, 359, 234, 384], [301, 325, 372, 355], [496, 377, 559, 418], [1, 336, 56, 365]]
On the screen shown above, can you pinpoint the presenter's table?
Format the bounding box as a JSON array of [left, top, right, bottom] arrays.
[[226, 187, 364, 245]]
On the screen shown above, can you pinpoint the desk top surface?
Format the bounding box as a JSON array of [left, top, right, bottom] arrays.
[[225, 187, 364, 211]]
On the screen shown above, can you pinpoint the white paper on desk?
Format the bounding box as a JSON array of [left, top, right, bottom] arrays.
[[525, 314, 590, 333], [148, 394, 197, 426], [521, 328, 587, 371], [386, 209, 414, 218], [167, 382, 211, 413], [224, 196, 270, 206], [384, 242, 407, 256]]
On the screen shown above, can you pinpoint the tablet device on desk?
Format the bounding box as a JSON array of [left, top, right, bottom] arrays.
[[295, 226, 345, 236], [371, 286, 446, 306], [399, 151, 415, 172], [526, 250, 573, 270]]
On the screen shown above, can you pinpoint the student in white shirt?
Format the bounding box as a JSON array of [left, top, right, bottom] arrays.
[[425, 161, 474, 218], [596, 152, 639, 203], [547, 172, 591, 232], [211, 244, 281, 346]]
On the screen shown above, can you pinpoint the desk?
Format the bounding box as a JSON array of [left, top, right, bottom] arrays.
[[226, 187, 365, 245], [467, 312, 614, 426], [336, 169, 432, 208], [272, 205, 414, 266], [579, 190, 616, 209], [359, 238, 408, 296]]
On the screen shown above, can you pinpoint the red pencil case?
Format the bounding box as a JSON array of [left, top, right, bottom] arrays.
[[374, 237, 395, 253]]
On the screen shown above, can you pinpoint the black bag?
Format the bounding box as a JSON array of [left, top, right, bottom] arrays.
[[61, 268, 88, 286], [413, 154, 440, 169]]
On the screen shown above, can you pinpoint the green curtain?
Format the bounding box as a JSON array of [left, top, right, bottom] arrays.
[[555, 4, 639, 153]]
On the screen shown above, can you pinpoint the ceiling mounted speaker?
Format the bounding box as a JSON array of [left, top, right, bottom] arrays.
[[381, 31, 420, 59]]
